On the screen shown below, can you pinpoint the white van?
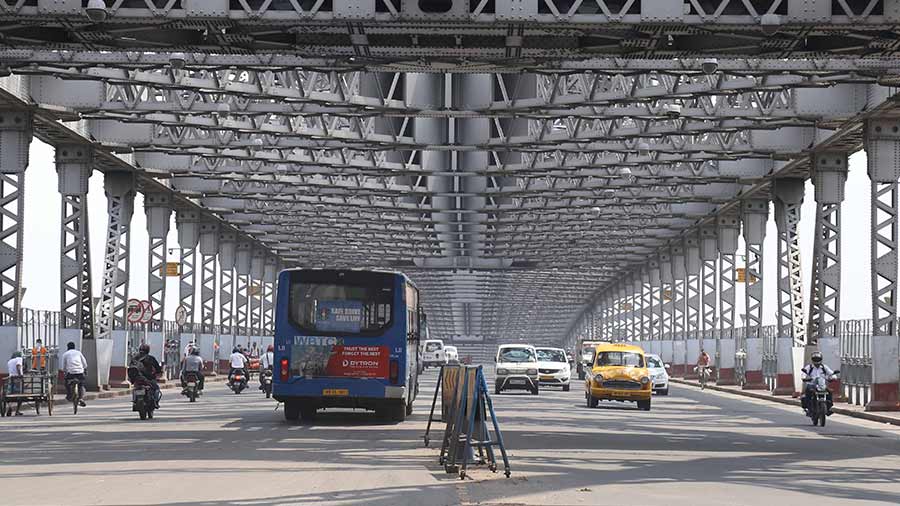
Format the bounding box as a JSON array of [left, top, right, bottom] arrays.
[[494, 344, 539, 395], [421, 339, 447, 368]]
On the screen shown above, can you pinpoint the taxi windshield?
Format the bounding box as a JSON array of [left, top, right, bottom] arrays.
[[596, 351, 644, 367], [498, 348, 536, 363]]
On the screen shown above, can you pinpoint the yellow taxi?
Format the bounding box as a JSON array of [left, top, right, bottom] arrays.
[[584, 343, 652, 411]]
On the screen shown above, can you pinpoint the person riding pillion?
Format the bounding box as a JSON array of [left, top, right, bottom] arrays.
[[259, 344, 274, 388], [180, 347, 205, 392], [60, 342, 88, 407], [129, 343, 163, 408], [801, 351, 837, 415], [229, 347, 249, 383]]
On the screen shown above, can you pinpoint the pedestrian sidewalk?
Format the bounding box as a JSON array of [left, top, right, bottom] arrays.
[[671, 378, 900, 427]]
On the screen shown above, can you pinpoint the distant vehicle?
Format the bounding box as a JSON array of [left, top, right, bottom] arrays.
[[444, 345, 459, 363], [576, 340, 609, 380], [535, 347, 571, 391], [494, 344, 539, 395], [585, 343, 652, 411], [645, 353, 670, 396], [421, 339, 447, 369], [273, 269, 423, 422]]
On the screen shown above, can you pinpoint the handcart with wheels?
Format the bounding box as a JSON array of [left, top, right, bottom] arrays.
[[0, 373, 54, 417]]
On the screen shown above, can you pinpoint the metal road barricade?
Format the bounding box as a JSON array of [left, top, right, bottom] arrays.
[[838, 319, 872, 406], [424, 365, 510, 479]]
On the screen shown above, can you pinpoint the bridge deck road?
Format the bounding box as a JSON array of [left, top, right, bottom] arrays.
[[1, 371, 899, 506]]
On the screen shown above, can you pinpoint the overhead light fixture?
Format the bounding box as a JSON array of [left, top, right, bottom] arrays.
[[701, 58, 719, 75], [637, 141, 650, 157], [85, 0, 109, 22]]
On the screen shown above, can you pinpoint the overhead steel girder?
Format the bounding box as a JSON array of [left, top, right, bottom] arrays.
[[10, 48, 900, 73], [89, 117, 820, 154], [3, 2, 900, 63], [26, 72, 870, 119]]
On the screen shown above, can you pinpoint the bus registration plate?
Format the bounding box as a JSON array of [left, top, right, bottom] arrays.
[[323, 389, 349, 396]]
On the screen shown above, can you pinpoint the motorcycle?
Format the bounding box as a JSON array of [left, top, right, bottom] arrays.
[[259, 369, 273, 398], [803, 371, 839, 427], [132, 382, 157, 420], [229, 370, 248, 394], [182, 372, 202, 402]]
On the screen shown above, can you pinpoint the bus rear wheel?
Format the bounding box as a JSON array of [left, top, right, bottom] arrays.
[[284, 401, 300, 421], [300, 405, 317, 422]]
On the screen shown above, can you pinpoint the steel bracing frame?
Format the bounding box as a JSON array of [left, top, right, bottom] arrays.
[[147, 237, 167, 324], [810, 203, 842, 341], [97, 178, 133, 340], [59, 193, 93, 337], [179, 247, 196, 326], [220, 267, 235, 336], [0, 171, 25, 326], [774, 183, 807, 347], [870, 181, 898, 337], [200, 253, 217, 332], [236, 274, 250, 336]]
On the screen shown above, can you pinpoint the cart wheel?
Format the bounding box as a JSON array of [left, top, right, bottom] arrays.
[[459, 470, 466, 480], [47, 396, 53, 416], [504, 468, 511, 478], [0, 399, 5, 417], [35, 400, 40, 415]]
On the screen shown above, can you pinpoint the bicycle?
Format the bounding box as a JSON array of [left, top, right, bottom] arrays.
[[66, 375, 85, 414]]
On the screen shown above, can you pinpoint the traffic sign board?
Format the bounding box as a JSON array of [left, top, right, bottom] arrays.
[[175, 305, 188, 326], [126, 299, 143, 323], [162, 262, 180, 277], [139, 300, 153, 323]]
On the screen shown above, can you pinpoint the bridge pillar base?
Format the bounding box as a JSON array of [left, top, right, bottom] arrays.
[[866, 336, 900, 411], [742, 370, 767, 390], [772, 373, 794, 396], [715, 368, 737, 385]]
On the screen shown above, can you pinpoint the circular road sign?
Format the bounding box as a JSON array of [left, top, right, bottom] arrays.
[[126, 299, 143, 323], [175, 305, 188, 326], [138, 300, 153, 324]]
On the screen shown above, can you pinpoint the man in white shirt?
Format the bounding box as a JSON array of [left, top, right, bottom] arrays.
[[258, 344, 275, 391], [60, 342, 88, 407], [6, 351, 24, 416], [229, 347, 248, 387]]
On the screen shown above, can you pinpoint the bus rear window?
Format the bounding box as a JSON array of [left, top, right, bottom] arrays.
[[288, 271, 394, 335]]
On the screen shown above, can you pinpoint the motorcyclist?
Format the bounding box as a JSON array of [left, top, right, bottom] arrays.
[[129, 344, 163, 408], [801, 351, 837, 415], [259, 344, 274, 390], [229, 346, 249, 386], [180, 347, 205, 393]]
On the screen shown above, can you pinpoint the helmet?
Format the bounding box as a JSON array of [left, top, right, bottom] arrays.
[[190, 348, 200, 356], [233, 347, 240, 354], [811, 351, 823, 364], [267, 344, 274, 352], [139, 343, 151, 354]]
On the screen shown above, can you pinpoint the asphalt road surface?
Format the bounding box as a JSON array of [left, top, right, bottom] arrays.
[[1, 371, 899, 506]]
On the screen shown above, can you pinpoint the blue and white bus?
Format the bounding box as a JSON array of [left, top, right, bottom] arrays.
[[273, 269, 423, 422]]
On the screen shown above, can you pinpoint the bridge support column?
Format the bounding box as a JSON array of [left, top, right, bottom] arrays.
[[742, 199, 769, 390], [98, 172, 134, 387], [773, 178, 806, 395], [699, 227, 718, 368], [144, 193, 171, 325], [716, 213, 740, 384], [865, 120, 900, 411], [684, 237, 701, 379], [176, 210, 201, 332], [659, 251, 674, 367], [97, 172, 134, 342], [198, 222, 219, 334], [250, 248, 266, 337], [234, 242, 252, 343], [640, 267, 651, 343], [809, 152, 848, 399], [0, 110, 31, 328], [671, 246, 687, 377], [217, 232, 236, 370], [57, 145, 95, 339], [648, 260, 661, 344], [263, 256, 278, 335]]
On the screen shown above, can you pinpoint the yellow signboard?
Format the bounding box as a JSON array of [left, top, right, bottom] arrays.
[[322, 389, 349, 396], [736, 267, 758, 284], [619, 302, 633, 311], [249, 283, 262, 296], [162, 262, 180, 277], [662, 289, 672, 301]]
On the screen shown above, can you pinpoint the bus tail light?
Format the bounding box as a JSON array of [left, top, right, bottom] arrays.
[[389, 359, 399, 384], [280, 358, 289, 382]]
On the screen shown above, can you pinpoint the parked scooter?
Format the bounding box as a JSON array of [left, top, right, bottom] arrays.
[[803, 370, 840, 427], [229, 370, 248, 394], [259, 369, 273, 398], [182, 371, 202, 402]]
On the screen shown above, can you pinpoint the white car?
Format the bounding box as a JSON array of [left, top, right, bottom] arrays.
[[444, 345, 459, 363], [535, 347, 571, 391], [646, 353, 670, 395], [494, 344, 539, 395], [421, 339, 447, 368]]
